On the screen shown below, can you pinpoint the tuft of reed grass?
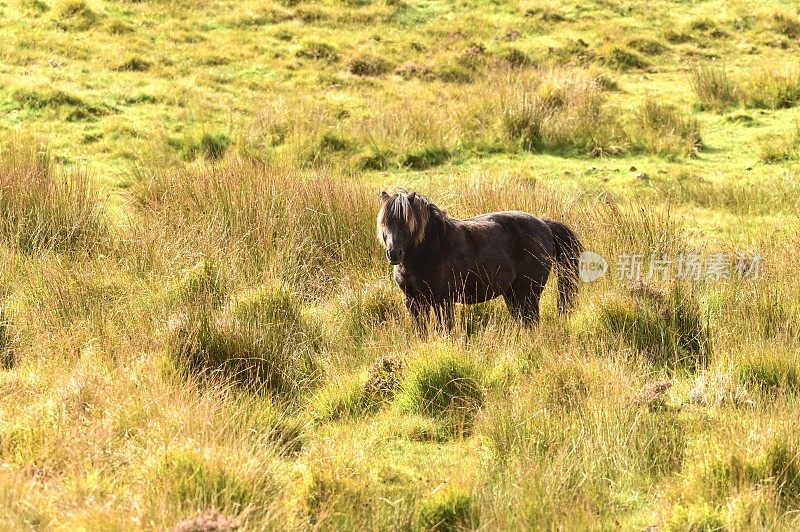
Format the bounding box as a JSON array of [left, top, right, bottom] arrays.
[[744, 68, 800, 110], [630, 98, 702, 159], [338, 281, 406, 341], [296, 41, 340, 63], [757, 125, 800, 163], [417, 488, 479, 531], [150, 448, 286, 525], [309, 356, 404, 422], [134, 158, 383, 291], [398, 346, 484, 435], [690, 64, 740, 112], [0, 139, 107, 253], [602, 46, 648, 71], [0, 306, 17, 369], [736, 353, 800, 396], [116, 56, 151, 72], [598, 284, 710, 371], [666, 430, 800, 529], [500, 70, 625, 156], [53, 0, 98, 31], [691, 64, 800, 112], [348, 55, 391, 76], [168, 276, 321, 397]]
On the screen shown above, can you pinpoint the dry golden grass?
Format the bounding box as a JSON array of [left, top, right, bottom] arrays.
[[2, 0, 800, 529]]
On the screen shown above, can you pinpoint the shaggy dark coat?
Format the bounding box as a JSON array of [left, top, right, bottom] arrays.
[[377, 191, 583, 330]]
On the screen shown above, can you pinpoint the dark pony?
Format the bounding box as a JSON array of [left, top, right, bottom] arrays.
[[377, 191, 583, 330]]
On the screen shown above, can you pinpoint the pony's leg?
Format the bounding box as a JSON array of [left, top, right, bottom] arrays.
[[433, 301, 454, 333], [405, 296, 430, 333], [522, 293, 541, 325], [504, 284, 543, 326]]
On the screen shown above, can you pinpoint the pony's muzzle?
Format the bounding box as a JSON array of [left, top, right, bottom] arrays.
[[387, 249, 403, 264]]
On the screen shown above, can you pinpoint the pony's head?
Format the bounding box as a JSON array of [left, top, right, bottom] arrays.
[[376, 191, 430, 265]]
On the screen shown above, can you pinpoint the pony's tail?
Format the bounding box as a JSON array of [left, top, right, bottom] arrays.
[[546, 219, 583, 314]]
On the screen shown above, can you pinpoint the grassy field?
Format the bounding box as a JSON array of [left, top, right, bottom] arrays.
[[1, 0, 800, 530]]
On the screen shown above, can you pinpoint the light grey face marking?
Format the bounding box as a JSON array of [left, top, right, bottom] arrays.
[[376, 192, 429, 264]]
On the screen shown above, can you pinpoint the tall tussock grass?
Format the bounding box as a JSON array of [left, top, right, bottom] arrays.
[[593, 196, 687, 259], [758, 121, 800, 163], [478, 359, 687, 527], [168, 261, 321, 398], [0, 139, 106, 253], [136, 158, 383, 290], [665, 429, 800, 529], [631, 98, 702, 159], [691, 63, 800, 112], [0, 305, 17, 369], [598, 284, 710, 371], [398, 345, 485, 436], [499, 69, 624, 155], [690, 64, 740, 112]]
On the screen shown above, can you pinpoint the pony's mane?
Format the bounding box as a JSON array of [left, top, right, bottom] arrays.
[[377, 192, 442, 246]]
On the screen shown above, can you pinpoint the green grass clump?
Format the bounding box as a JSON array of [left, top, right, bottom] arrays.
[[631, 98, 702, 159], [394, 63, 435, 80], [106, 18, 133, 34], [497, 47, 533, 68], [301, 464, 375, 528], [21, 0, 50, 13], [155, 451, 254, 514], [198, 132, 232, 161], [312, 356, 405, 421], [310, 374, 377, 421], [665, 502, 725, 532], [501, 71, 623, 156], [53, 0, 98, 31], [690, 65, 740, 112], [297, 41, 340, 63], [0, 306, 17, 370], [736, 354, 800, 395], [398, 347, 484, 433], [602, 46, 648, 71], [348, 55, 391, 76], [417, 489, 478, 531], [171, 259, 226, 308], [12, 88, 113, 122], [692, 65, 800, 112], [626, 37, 667, 56], [402, 145, 451, 170], [433, 60, 473, 84], [169, 280, 320, 397], [12, 88, 84, 110], [768, 11, 800, 39], [757, 125, 800, 163], [658, 432, 800, 529], [317, 130, 351, 153], [357, 144, 395, 170], [0, 139, 106, 253], [340, 281, 405, 340], [170, 132, 231, 161], [598, 285, 710, 371], [116, 56, 152, 72], [744, 68, 800, 110], [677, 433, 800, 511]]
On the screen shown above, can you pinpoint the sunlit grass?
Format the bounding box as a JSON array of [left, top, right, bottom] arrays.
[[2, 0, 800, 529]]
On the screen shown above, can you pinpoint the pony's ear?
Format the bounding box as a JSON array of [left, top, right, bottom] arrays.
[[408, 192, 417, 204], [380, 191, 390, 202]]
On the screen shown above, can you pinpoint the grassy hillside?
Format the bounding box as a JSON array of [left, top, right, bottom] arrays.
[[1, 0, 800, 530]]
